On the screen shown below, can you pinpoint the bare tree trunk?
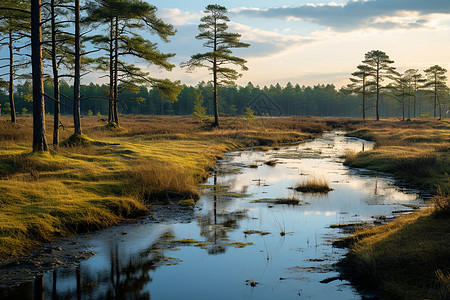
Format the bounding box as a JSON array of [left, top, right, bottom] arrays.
[[51, 0, 60, 146], [376, 65, 380, 121], [212, 19, 219, 127], [437, 94, 442, 120], [8, 29, 16, 123], [113, 17, 119, 125], [31, 0, 48, 152], [402, 97, 405, 121], [362, 77, 366, 120], [109, 17, 114, 123], [434, 76, 437, 119], [73, 0, 82, 134]]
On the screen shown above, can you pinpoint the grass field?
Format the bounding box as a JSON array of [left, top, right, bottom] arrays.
[[0, 115, 325, 259], [1, 115, 449, 299]]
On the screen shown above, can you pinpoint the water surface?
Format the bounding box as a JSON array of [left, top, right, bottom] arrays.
[[1, 132, 426, 299]]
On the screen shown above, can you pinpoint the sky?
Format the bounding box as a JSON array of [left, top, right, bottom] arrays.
[[1, 0, 449, 89], [144, 0, 450, 88]]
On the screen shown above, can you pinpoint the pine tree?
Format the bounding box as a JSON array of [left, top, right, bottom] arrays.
[[0, 0, 30, 123], [42, 0, 72, 145], [345, 65, 375, 119], [192, 90, 206, 119], [403, 69, 424, 119], [423, 65, 448, 120], [85, 0, 181, 125], [182, 4, 250, 127], [362, 50, 396, 121], [388, 72, 413, 121]]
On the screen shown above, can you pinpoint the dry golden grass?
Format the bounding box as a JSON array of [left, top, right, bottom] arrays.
[[345, 119, 450, 192], [295, 175, 332, 193], [344, 149, 358, 164], [341, 191, 450, 300], [0, 114, 325, 260], [126, 160, 200, 202]]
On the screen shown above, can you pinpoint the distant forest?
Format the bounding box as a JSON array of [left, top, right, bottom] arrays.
[[0, 80, 443, 119]]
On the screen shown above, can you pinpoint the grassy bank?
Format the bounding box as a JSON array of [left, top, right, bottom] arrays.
[[340, 193, 450, 300], [344, 119, 450, 192], [0, 115, 327, 260], [340, 119, 450, 299]]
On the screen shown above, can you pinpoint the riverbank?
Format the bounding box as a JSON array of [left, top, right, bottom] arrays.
[[341, 119, 450, 299], [344, 119, 450, 192], [0, 115, 328, 260]]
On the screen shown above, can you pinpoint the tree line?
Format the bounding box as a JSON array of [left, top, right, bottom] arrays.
[[0, 79, 445, 120], [345, 50, 449, 121], [0, 2, 249, 151], [0, 2, 449, 152]]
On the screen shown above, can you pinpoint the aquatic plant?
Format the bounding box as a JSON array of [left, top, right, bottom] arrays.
[[295, 175, 333, 193]]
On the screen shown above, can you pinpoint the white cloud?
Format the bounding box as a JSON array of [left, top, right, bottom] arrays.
[[158, 8, 201, 26], [228, 22, 316, 58]]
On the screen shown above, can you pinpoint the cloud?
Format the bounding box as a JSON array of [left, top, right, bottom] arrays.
[[158, 8, 201, 26], [232, 0, 450, 32], [229, 22, 315, 57]]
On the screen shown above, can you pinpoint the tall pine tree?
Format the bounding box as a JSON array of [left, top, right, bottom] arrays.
[[345, 65, 374, 119], [182, 4, 250, 127], [423, 65, 448, 120], [86, 0, 181, 125], [362, 50, 396, 121]]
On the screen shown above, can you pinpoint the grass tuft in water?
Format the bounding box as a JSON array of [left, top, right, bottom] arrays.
[[295, 175, 333, 193]]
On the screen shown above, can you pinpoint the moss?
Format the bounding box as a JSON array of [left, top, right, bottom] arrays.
[[60, 134, 96, 147], [178, 199, 196, 206]]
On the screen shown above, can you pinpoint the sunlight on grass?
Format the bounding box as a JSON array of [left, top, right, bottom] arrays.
[[0, 115, 320, 259]]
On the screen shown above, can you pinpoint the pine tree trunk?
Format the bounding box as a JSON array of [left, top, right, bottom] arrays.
[[402, 97, 405, 121], [212, 19, 219, 127], [437, 94, 442, 120], [362, 77, 366, 120], [434, 76, 437, 119], [108, 18, 114, 123], [31, 0, 48, 151], [51, 0, 60, 146], [113, 17, 119, 125], [73, 0, 82, 134], [8, 29, 16, 123], [376, 66, 380, 121]]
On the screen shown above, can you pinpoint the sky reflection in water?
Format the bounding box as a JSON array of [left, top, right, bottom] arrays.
[[4, 132, 425, 300]]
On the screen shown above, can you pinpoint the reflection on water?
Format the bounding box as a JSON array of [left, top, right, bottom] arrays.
[[0, 131, 427, 300]]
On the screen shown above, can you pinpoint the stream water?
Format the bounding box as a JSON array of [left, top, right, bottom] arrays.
[[1, 131, 428, 299]]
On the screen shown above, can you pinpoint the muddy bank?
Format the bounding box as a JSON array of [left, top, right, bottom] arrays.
[[0, 204, 196, 289]]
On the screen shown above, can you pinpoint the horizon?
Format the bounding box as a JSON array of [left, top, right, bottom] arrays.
[[1, 0, 449, 89]]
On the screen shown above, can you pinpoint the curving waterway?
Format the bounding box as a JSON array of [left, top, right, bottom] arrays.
[[0, 131, 429, 299]]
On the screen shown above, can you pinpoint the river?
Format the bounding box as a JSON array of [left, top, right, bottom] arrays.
[[0, 131, 428, 299]]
